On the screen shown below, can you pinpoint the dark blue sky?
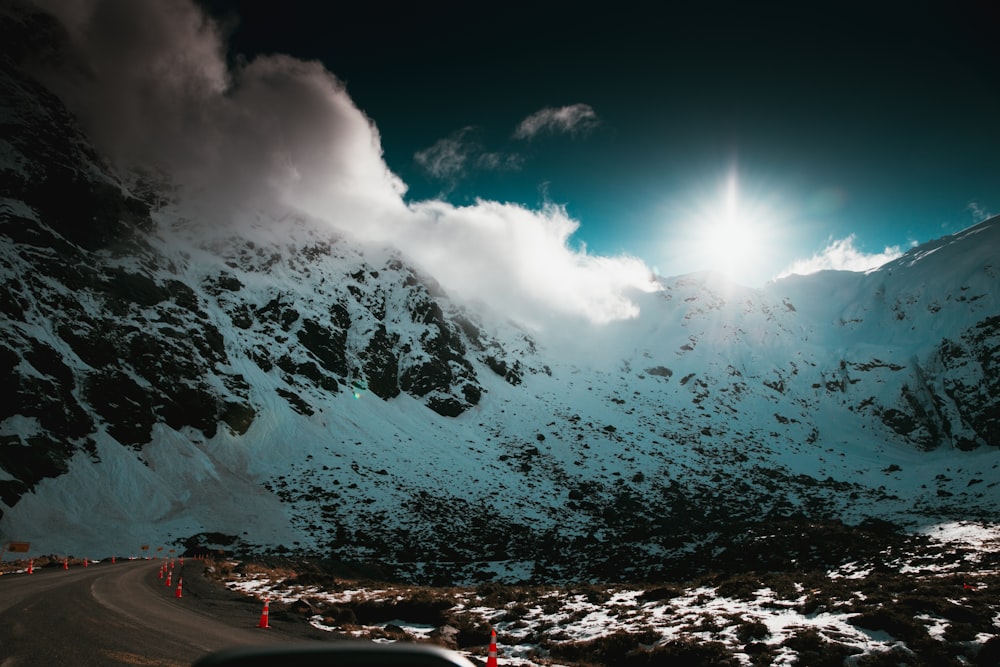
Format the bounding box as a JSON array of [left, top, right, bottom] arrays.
[[204, 0, 1000, 284]]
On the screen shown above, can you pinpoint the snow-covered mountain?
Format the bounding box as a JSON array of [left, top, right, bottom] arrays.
[[1, 47, 998, 583]]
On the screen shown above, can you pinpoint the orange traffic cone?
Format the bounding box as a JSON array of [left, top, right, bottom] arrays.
[[166, 571, 172, 587], [112, 556, 116, 564], [83, 558, 88, 568], [27, 559, 33, 574], [486, 629, 498, 667], [175, 578, 183, 598], [257, 599, 270, 628], [158, 566, 164, 580], [63, 558, 68, 570]]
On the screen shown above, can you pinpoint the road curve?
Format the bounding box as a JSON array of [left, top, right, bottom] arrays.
[[0, 559, 321, 667]]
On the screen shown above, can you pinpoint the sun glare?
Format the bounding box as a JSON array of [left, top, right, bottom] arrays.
[[699, 173, 762, 278], [681, 169, 778, 285]]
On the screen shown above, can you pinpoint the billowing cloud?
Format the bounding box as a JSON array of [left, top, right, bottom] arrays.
[[513, 103, 599, 140], [29, 0, 406, 225], [778, 235, 906, 277], [23, 0, 653, 330], [390, 200, 653, 327]]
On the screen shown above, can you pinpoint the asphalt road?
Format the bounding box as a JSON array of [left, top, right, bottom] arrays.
[[0, 558, 330, 666]]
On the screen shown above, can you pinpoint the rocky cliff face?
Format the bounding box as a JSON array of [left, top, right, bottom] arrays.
[[762, 232, 1000, 453], [0, 54, 539, 508], [1, 53, 998, 582]]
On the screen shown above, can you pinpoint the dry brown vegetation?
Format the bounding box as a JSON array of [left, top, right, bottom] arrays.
[[206, 552, 1000, 666]]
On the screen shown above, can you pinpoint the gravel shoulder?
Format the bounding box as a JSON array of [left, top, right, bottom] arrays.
[[175, 559, 336, 643]]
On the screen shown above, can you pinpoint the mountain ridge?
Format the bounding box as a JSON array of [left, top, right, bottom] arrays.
[[1, 53, 998, 583]]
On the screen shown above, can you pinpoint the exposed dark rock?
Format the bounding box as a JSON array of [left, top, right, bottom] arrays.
[[297, 318, 348, 378], [277, 388, 314, 416], [361, 324, 400, 400], [84, 370, 155, 447]]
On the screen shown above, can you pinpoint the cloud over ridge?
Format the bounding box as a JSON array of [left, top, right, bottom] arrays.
[[778, 234, 906, 277], [23, 0, 653, 330], [19, 0, 923, 331]]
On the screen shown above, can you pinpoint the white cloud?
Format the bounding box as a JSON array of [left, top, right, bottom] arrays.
[[413, 103, 599, 188], [778, 235, 905, 277], [397, 200, 654, 327], [413, 127, 480, 182], [28, 0, 653, 330], [413, 127, 522, 187], [476, 150, 524, 172], [513, 104, 599, 140], [967, 201, 993, 222]]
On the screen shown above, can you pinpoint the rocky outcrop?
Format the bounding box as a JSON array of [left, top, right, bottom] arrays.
[[0, 58, 533, 513]]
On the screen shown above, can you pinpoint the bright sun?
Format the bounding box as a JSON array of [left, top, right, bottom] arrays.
[[692, 170, 770, 282], [657, 167, 790, 286]]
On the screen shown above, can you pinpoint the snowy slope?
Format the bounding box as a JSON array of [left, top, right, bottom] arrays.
[[1, 54, 999, 581]]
